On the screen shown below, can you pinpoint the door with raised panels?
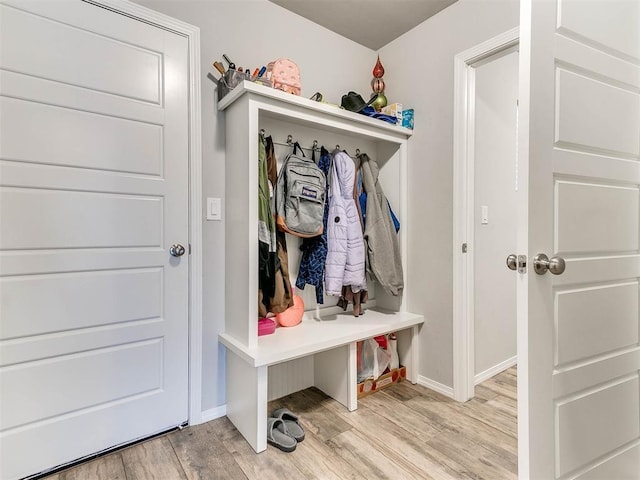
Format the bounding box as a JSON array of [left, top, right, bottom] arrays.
[[519, 0, 640, 478], [0, 1, 190, 478]]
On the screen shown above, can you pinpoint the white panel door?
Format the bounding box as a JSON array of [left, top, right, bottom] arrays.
[[519, 0, 640, 478], [0, 1, 190, 478]]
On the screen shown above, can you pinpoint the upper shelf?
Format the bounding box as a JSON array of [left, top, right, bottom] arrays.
[[217, 81, 413, 139]]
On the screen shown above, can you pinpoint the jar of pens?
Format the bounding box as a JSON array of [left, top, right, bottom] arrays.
[[213, 54, 273, 101]]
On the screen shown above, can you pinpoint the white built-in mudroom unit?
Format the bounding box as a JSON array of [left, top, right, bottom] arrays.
[[217, 81, 423, 452]]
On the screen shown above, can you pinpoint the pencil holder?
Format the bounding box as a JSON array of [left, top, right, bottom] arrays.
[[217, 70, 244, 101], [217, 70, 274, 101]]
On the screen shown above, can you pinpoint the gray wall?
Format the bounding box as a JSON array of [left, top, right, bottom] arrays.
[[133, 0, 376, 412], [473, 50, 519, 377], [378, 0, 520, 388]]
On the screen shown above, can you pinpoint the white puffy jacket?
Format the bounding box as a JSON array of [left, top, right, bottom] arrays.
[[325, 151, 367, 296]]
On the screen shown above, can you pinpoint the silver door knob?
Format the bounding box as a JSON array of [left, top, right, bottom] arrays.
[[506, 254, 518, 271], [170, 243, 186, 257], [533, 253, 565, 275]]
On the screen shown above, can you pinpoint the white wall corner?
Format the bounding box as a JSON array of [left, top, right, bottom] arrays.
[[199, 404, 228, 424]]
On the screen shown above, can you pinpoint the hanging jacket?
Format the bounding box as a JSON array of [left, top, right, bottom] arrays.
[[325, 151, 367, 296], [360, 153, 404, 295], [258, 135, 294, 316], [295, 147, 331, 303], [258, 134, 277, 304]]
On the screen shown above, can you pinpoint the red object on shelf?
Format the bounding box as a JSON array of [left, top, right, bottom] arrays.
[[372, 55, 385, 78], [258, 318, 276, 336], [373, 335, 387, 350]]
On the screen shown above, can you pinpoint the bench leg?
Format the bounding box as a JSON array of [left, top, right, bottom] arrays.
[[226, 349, 268, 452], [314, 343, 357, 411], [398, 325, 420, 384]]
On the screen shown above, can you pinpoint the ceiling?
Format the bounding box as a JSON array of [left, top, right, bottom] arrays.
[[268, 0, 458, 50]]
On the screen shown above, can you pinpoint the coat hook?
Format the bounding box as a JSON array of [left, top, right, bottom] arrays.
[[286, 134, 294, 145], [312, 140, 318, 150], [335, 144, 340, 150], [259, 128, 265, 135], [356, 148, 361, 156]]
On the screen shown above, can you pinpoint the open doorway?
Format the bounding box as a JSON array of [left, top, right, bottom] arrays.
[[453, 28, 520, 403], [473, 47, 519, 386]]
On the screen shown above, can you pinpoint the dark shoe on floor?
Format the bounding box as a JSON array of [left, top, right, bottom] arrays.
[[267, 417, 297, 452], [272, 408, 305, 442]]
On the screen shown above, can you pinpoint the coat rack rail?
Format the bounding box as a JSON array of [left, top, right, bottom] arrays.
[[260, 130, 362, 157]]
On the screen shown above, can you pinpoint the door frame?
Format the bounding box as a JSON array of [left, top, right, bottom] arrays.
[[88, 0, 204, 423], [452, 27, 519, 402]]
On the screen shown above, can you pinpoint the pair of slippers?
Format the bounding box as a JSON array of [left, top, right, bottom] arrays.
[[267, 408, 305, 452]]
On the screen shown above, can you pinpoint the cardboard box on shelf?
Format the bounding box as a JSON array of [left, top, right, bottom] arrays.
[[357, 365, 406, 399], [381, 102, 403, 122]]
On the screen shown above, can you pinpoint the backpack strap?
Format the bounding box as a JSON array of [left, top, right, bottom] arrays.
[[292, 141, 306, 157], [264, 136, 278, 185]]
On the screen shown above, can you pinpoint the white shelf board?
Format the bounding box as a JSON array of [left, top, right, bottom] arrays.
[[217, 81, 413, 138], [219, 308, 424, 368]]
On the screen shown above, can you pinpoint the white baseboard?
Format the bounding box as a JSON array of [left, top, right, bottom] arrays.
[[417, 375, 455, 399], [474, 355, 517, 386], [198, 404, 227, 424]]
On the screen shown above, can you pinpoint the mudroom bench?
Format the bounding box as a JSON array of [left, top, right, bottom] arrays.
[[219, 309, 422, 452]]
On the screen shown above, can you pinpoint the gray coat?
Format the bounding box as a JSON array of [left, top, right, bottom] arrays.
[[360, 153, 404, 295]]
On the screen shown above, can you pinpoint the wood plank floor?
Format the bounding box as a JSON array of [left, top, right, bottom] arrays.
[[43, 367, 517, 480]]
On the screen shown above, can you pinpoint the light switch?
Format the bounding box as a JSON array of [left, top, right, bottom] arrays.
[[207, 197, 222, 221], [481, 205, 489, 225]]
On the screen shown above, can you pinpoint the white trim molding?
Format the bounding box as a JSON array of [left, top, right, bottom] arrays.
[[90, 0, 204, 425], [200, 405, 228, 424], [474, 355, 517, 386], [452, 27, 519, 403], [417, 375, 455, 399]]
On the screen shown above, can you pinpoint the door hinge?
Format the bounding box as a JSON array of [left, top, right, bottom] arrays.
[[462, 243, 468, 253], [188, 243, 192, 255]]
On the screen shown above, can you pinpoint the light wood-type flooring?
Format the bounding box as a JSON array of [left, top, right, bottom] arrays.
[[42, 367, 517, 480]]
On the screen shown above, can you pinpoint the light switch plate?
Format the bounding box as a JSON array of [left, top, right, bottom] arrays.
[[207, 197, 222, 221], [481, 205, 489, 225]]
